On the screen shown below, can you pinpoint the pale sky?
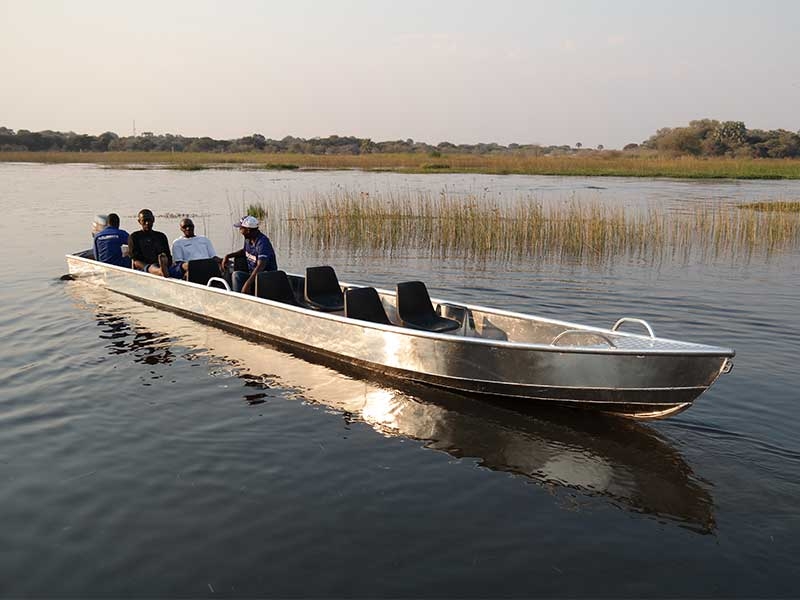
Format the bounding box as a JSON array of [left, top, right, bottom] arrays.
[[2, 0, 799, 149]]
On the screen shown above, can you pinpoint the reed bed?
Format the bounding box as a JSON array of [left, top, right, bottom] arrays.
[[246, 202, 268, 220], [739, 201, 800, 212], [4, 151, 800, 179], [284, 191, 800, 264]]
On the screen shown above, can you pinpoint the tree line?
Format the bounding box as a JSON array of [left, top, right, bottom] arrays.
[[1, 120, 799, 158], [636, 119, 800, 158]]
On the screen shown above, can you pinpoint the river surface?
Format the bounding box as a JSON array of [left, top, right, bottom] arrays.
[[1, 163, 799, 597]]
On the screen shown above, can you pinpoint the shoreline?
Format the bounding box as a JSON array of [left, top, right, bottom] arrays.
[[3, 151, 800, 180]]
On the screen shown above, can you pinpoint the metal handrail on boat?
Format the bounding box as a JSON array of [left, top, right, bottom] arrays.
[[207, 277, 231, 291], [551, 330, 617, 348], [611, 318, 655, 339]]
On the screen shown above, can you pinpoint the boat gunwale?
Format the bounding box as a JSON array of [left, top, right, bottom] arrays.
[[65, 252, 735, 358]]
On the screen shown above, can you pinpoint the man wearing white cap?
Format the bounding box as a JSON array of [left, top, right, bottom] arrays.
[[222, 215, 277, 294]]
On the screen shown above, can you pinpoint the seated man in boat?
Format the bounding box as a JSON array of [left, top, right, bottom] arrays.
[[93, 212, 130, 267], [222, 215, 278, 294], [129, 208, 180, 277], [170, 217, 222, 277]]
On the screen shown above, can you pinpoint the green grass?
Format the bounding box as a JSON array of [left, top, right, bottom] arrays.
[[168, 164, 209, 171], [246, 202, 267, 220], [4, 151, 800, 179], [739, 201, 800, 212], [257, 163, 300, 170]]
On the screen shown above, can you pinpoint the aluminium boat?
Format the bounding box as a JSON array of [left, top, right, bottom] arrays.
[[65, 251, 735, 419], [66, 283, 716, 532]]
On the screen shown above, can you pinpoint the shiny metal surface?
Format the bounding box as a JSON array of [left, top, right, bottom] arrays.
[[66, 253, 735, 419], [612, 317, 655, 338], [71, 284, 715, 532], [551, 330, 617, 347]]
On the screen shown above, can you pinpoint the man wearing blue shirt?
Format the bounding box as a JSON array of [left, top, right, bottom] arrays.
[[222, 215, 278, 294], [93, 213, 131, 267]]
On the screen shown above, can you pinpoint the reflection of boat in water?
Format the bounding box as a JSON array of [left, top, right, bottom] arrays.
[[66, 281, 715, 533], [66, 252, 735, 419]]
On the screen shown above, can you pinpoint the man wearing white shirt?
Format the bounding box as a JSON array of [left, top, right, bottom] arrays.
[[170, 217, 222, 276]]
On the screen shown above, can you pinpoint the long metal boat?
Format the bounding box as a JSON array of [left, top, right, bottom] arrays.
[[65, 252, 734, 419], [67, 283, 716, 532]]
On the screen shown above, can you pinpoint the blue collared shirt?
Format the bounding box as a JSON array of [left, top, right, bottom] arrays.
[[244, 231, 277, 271], [93, 226, 130, 267]]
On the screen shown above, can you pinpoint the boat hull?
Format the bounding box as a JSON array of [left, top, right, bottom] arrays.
[[66, 255, 733, 419]]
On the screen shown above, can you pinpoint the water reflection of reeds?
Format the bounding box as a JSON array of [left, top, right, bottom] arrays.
[[284, 191, 800, 266]]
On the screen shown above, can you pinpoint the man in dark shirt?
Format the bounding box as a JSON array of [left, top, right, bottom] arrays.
[[129, 208, 178, 277], [93, 212, 130, 267], [222, 215, 278, 294]]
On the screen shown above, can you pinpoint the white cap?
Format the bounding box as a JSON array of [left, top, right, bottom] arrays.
[[92, 214, 108, 235], [234, 215, 259, 228]]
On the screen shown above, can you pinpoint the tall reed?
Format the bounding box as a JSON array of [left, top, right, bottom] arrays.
[[246, 202, 268, 220], [284, 191, 800, 264]]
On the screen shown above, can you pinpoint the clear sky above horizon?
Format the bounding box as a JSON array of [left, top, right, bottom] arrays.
[[2, 0, 798, 149]]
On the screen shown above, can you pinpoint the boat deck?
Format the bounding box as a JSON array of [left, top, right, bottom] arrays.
[[366, 286, 725, 354]]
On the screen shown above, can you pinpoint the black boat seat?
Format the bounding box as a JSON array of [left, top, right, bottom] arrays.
[[344, 287, 392, 325], [256, 270, 301, 306], [223, 255, 250, 288], [287, 274, 305, 299], [305, 265, 344, 311], [396, 280, 460, 333], [186, 258, 221, 285]]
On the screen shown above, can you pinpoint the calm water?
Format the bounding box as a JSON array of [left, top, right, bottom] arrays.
[[1, 163, 799, 597]]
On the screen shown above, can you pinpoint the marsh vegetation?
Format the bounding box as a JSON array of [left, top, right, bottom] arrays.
[[3, 150, 800, 179], [245, 202, 268, 220], [738, 201, 800, 213], [284, 193, 800, 264]]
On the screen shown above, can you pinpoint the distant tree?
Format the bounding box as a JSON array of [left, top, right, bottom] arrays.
[[0, 127, 17, 148], [251, 133, 266, 150], [359, 138, 375, 154], [688, 119, 720, 139], [646, 127, 703, 155], [519, 144, 545, 156], [92, 131, 118, 151], [4, 120, 800, 158], [234, 134, 267, 151], [714, 121, 746, 146], [128, 135, 155, 151], [702, 121, 747, 155], [761, 130, 800, 158], [63, 134, 94, 151]]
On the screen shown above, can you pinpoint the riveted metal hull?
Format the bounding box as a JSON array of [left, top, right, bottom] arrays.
[[66, 253, 735, 419]]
